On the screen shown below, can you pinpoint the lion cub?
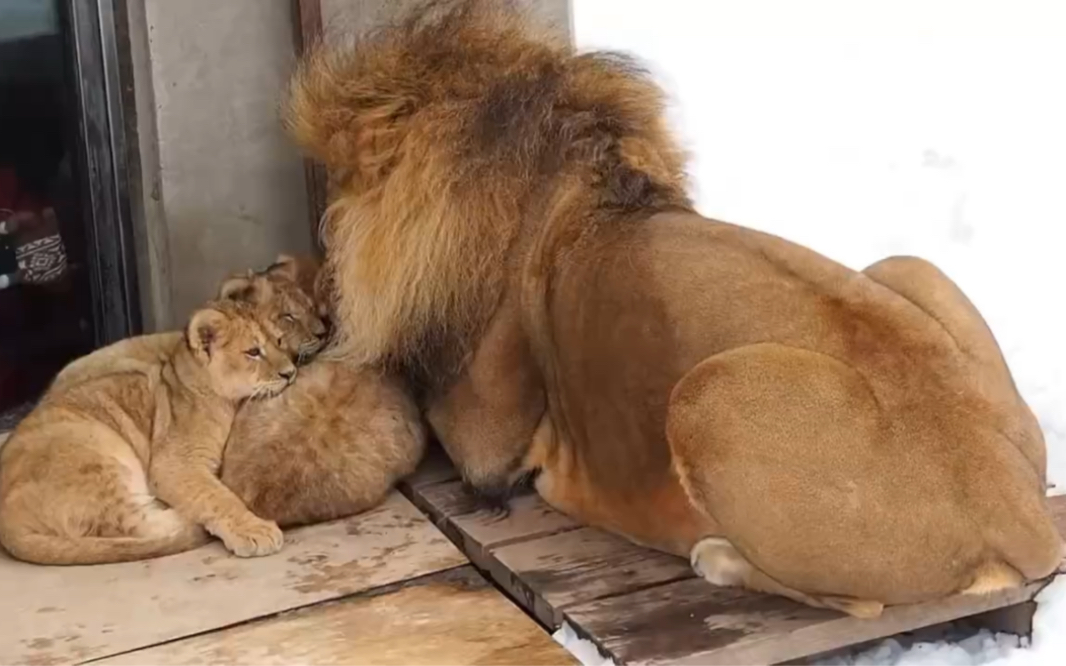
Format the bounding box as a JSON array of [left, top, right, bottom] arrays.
[[0, 300, 297, 565], [221, 359, 425, 527], [51, 255, 327, 392]]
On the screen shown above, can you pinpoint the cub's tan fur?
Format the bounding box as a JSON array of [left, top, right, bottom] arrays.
[[51, 254, 327, 392], [0, 301, 297, 565], [221, 360, 425, 528], [47, 254, 423, 533], [219, 254, 329, 364], [287, 0, 1062, 615]]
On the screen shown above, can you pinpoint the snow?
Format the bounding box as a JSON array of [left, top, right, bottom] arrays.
[[563, 0, 1066, 664], [553, 623, 618, 666]]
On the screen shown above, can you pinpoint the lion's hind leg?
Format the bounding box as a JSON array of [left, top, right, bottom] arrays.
[[666, 342, 984, 611], [690, 537, 884, 618]]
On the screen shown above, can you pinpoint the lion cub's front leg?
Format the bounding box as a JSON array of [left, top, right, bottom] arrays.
[[151, 451, 283, 557], [149, 396, 282, 558], [150, 435, 283, 557]]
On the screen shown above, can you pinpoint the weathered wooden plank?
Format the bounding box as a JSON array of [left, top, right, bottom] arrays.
[[493, 527, 694, 613], [561, 494, 1066, 665], [565, 573, 1050, 666], [0, 493, 466, 666], [406, 474, 1066, 665], [408, 479, 579, 552], [99, 566, 578, 666]]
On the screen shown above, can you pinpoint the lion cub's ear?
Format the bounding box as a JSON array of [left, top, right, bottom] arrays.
[[266, 254, 299, 281], [269, 253, 321, 295], [186, 308, 230, 360], [219, 274, 271, 303]]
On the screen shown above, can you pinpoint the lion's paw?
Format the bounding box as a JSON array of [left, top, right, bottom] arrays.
[[214, 516, 284, 557]]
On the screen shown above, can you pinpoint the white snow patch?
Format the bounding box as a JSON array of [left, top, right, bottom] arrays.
[[553, 622, 619, 666], [818, 576, 1066, 665]]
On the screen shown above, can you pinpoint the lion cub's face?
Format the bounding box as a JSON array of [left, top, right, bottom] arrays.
[[219, 255, 329, 364], [186, 301, 297, 401]]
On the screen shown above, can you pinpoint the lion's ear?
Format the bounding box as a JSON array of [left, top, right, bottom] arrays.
[[186, 308, 229, 359], [268, 254, 299, 281], [219, 274, 270, 303]]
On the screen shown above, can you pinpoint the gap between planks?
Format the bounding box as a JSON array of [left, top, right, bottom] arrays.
[[95, 566, 577, 666]]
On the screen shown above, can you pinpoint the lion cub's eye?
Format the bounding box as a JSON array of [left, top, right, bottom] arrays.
[[281, 313, 297, 322], [244, 348, 263, 359]]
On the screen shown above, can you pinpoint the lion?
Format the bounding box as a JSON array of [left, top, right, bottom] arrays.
[[220, 359, 426, 528], [0, 300, 297, 565], [284, 0, 1063, 617]]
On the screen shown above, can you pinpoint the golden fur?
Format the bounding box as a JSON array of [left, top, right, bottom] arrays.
[[287, 0, 1063, 616], [48, 256, 423, 534], [221, 360, 425, 528], [0, 301, 297, 565], [218, 254, 329, 364], [51, 254, 327, 392]]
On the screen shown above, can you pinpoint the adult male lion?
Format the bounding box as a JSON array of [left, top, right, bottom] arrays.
[[286, 0, 1061, 616]]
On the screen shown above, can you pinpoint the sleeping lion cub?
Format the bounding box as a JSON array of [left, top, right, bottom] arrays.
[[51, 255, 327, 392], [221, 359, 425, 528], [0, 300, 297, 565]]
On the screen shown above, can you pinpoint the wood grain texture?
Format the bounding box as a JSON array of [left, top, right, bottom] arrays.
[[406, 475, 1066, 665], [0, 493, 465, 666], [564, 494, 1066, 665], [565, 575, 1051, 666], [493, 527, 694, 613], [99, 567, 578, 666]]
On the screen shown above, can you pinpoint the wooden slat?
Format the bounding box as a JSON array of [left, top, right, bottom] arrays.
[[405, 461, 1066, 665], [99, 567, 578, 666], [0, 493, 465, 666], [414, 480, 578, 551], [493, 527, 694, 615], [565, 574, 1050, 666]]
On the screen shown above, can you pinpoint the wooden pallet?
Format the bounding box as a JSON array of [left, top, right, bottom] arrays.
[[400, 448, 1066, 666], [0, 492, 575, 666]]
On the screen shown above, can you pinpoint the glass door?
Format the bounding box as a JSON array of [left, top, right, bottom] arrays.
[[1, 0, 139, 430]]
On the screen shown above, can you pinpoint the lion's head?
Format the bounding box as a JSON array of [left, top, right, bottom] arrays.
[[219, 254, 329, 364], [184, 300, 297, 401], [284, 0, 690, 380]]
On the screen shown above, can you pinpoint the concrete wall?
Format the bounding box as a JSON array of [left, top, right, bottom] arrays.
[[128, 0, 311, 328], [320, 0, 571, 40], [126, 0, 570, 329]]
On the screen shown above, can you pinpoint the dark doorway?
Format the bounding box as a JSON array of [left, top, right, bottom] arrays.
[[1, 0, 140, 431]]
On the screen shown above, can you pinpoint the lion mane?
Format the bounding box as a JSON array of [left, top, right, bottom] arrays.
[[284, 0, 690, 381]]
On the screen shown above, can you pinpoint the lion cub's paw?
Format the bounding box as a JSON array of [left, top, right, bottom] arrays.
[[215, 516, 284, 557]]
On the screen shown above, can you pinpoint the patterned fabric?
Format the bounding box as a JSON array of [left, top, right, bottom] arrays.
[[0, 167, 67, 286], [15, 230, 66, 284]]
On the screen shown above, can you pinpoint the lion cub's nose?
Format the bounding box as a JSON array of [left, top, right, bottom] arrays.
[[279, 368, 296, 383]]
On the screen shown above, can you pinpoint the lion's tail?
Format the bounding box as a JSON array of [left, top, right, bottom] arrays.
[[0, 524, 207, 566]]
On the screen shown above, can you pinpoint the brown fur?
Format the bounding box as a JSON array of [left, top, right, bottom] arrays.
[[221, 360, 425, 528], [0, 301, 297, 564], [288, 0, 1063, 615]]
